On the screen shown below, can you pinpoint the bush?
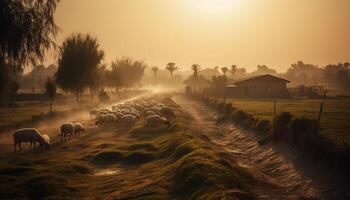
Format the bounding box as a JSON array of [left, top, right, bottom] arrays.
[[273, 112, 293, 141], [290, 117, 325, 154], [225, 103, 236, 115], [231, 110, 255, 128], [98, 90, 110, 103], [216, 102, 225, 112], [254, 119, 271, 133]]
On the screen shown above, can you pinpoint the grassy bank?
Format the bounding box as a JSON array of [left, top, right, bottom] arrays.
[[189, 92, 350, 177], [0, 96, 261, 200], [224, 98, 350, 145]]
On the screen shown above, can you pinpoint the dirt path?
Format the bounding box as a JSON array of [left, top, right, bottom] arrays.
[[173, 94, 349, 200]]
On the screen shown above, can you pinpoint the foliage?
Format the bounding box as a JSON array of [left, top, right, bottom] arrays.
[[108, 57, 147, 90], [221, 67, 228, 76], [98, 89, 110, 103], [56, 33, 104, 102], [229, 65, 237, 77], [151, 66, 158, 79], [209, 75, 227, 97], [296, 85, 328, 98], [0, 0, 59, 104], [166, 62, 178, 77], [191, 64, 200, 80], [273, 112, 293, 140]]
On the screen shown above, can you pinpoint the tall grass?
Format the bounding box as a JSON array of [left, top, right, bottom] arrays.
[[189, 92, 350, 176]]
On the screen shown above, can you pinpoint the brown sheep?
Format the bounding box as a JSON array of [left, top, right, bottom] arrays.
[[13, 128, 50, 152]]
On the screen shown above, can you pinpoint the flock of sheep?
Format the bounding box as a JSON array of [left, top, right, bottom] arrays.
[[12, 97, 175, 152], [91, 98, 175, 128]]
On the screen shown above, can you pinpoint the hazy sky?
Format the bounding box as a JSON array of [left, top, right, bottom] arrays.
[[45, 0, 350, 72]]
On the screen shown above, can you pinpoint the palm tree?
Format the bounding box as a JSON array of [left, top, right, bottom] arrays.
[[221, 67, 229, 77], [230, 65, 237, 78], [151, 66, 159, 79], [45, 78, 57, 114], [192, 64, 200, 80], [166, 62, 178, 77]]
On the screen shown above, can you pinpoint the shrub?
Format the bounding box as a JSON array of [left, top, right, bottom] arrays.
[[231, 110, 255, 128], [254, 119, 271, 133], [290, 117, 326, 155], [216, 102, 225, 112], [225, 103, 236, 115], [273, 112, 293, 141]]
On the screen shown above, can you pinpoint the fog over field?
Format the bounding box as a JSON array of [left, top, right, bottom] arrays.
[[1, 1, 350, 200]]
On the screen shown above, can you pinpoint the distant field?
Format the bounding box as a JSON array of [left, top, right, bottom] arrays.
[[226, 98, 350, 145], [0, 102, 68, 130]]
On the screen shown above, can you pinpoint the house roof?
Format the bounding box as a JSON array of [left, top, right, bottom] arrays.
[[234, 74, 290, 85]]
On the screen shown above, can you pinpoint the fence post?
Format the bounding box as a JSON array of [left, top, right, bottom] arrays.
[[273, 101, 277, 120], [317, 102, 324, 126]]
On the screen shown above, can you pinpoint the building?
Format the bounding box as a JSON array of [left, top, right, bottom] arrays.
[[226, 74, 290, 98]]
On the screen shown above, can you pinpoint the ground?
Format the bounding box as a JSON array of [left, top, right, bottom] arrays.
[[0, 94, 349, 199], [225, 98, 350, 145]]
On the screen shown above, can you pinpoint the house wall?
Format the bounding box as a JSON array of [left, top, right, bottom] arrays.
[[227, 80, 289, 98]]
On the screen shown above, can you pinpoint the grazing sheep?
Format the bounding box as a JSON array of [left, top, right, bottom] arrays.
[[120, 115, 137, 123], [74, 123, 85, 135], [160, 107, 175, 119], [145, 111, 157, 117], [95, 115, 106, 126], [60, 123, 74, 142], [146, 115, 170, 127], [96, 114, 116, 126], [13, 128, 50, 152]]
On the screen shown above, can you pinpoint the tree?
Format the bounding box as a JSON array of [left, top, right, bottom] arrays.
[[109, 57, 147, 91], [0, 0, 59, 104], [221, 67, 229, 76], [151, 66, 159, 79], [166, 62, 178, 77], [211, 76, 227, 98], [45, 78, 57, 114], [192, 64, 200, 80], [56, 33, 104, 102], [230, 65, 237, 78]]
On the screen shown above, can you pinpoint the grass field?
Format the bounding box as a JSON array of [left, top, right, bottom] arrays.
[[225, 98, 350, 145], [0, 96, 261, 200], [0, 101, 77, 132]]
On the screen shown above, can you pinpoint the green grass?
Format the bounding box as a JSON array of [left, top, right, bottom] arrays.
[[225, 98, 350, 145]]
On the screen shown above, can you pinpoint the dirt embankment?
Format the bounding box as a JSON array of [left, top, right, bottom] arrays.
[[173, 94, 350, 200]]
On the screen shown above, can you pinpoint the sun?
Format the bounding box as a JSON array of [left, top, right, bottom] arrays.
[[189, 0, 241, 16]]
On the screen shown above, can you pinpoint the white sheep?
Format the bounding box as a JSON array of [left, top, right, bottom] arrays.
[[120, 114, 137, 123], [13, 128, 50, 152], [146, 115, 170, 127], [160, 107, 175, 119], [74, 123, 85, 136], [60, 123, 74, 142]]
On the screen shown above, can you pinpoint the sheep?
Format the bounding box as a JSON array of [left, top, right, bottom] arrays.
[[145, 110, 157, 117], [160, 107, 175, 119], [95, 115, 106, 126], [13, 128, 50, 152], [74, 123, 85, 136], [120, 114, 137, 123], [146, 115, 170, 127], [60, 123, 74, 142], [95, 114, 117, 126]]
